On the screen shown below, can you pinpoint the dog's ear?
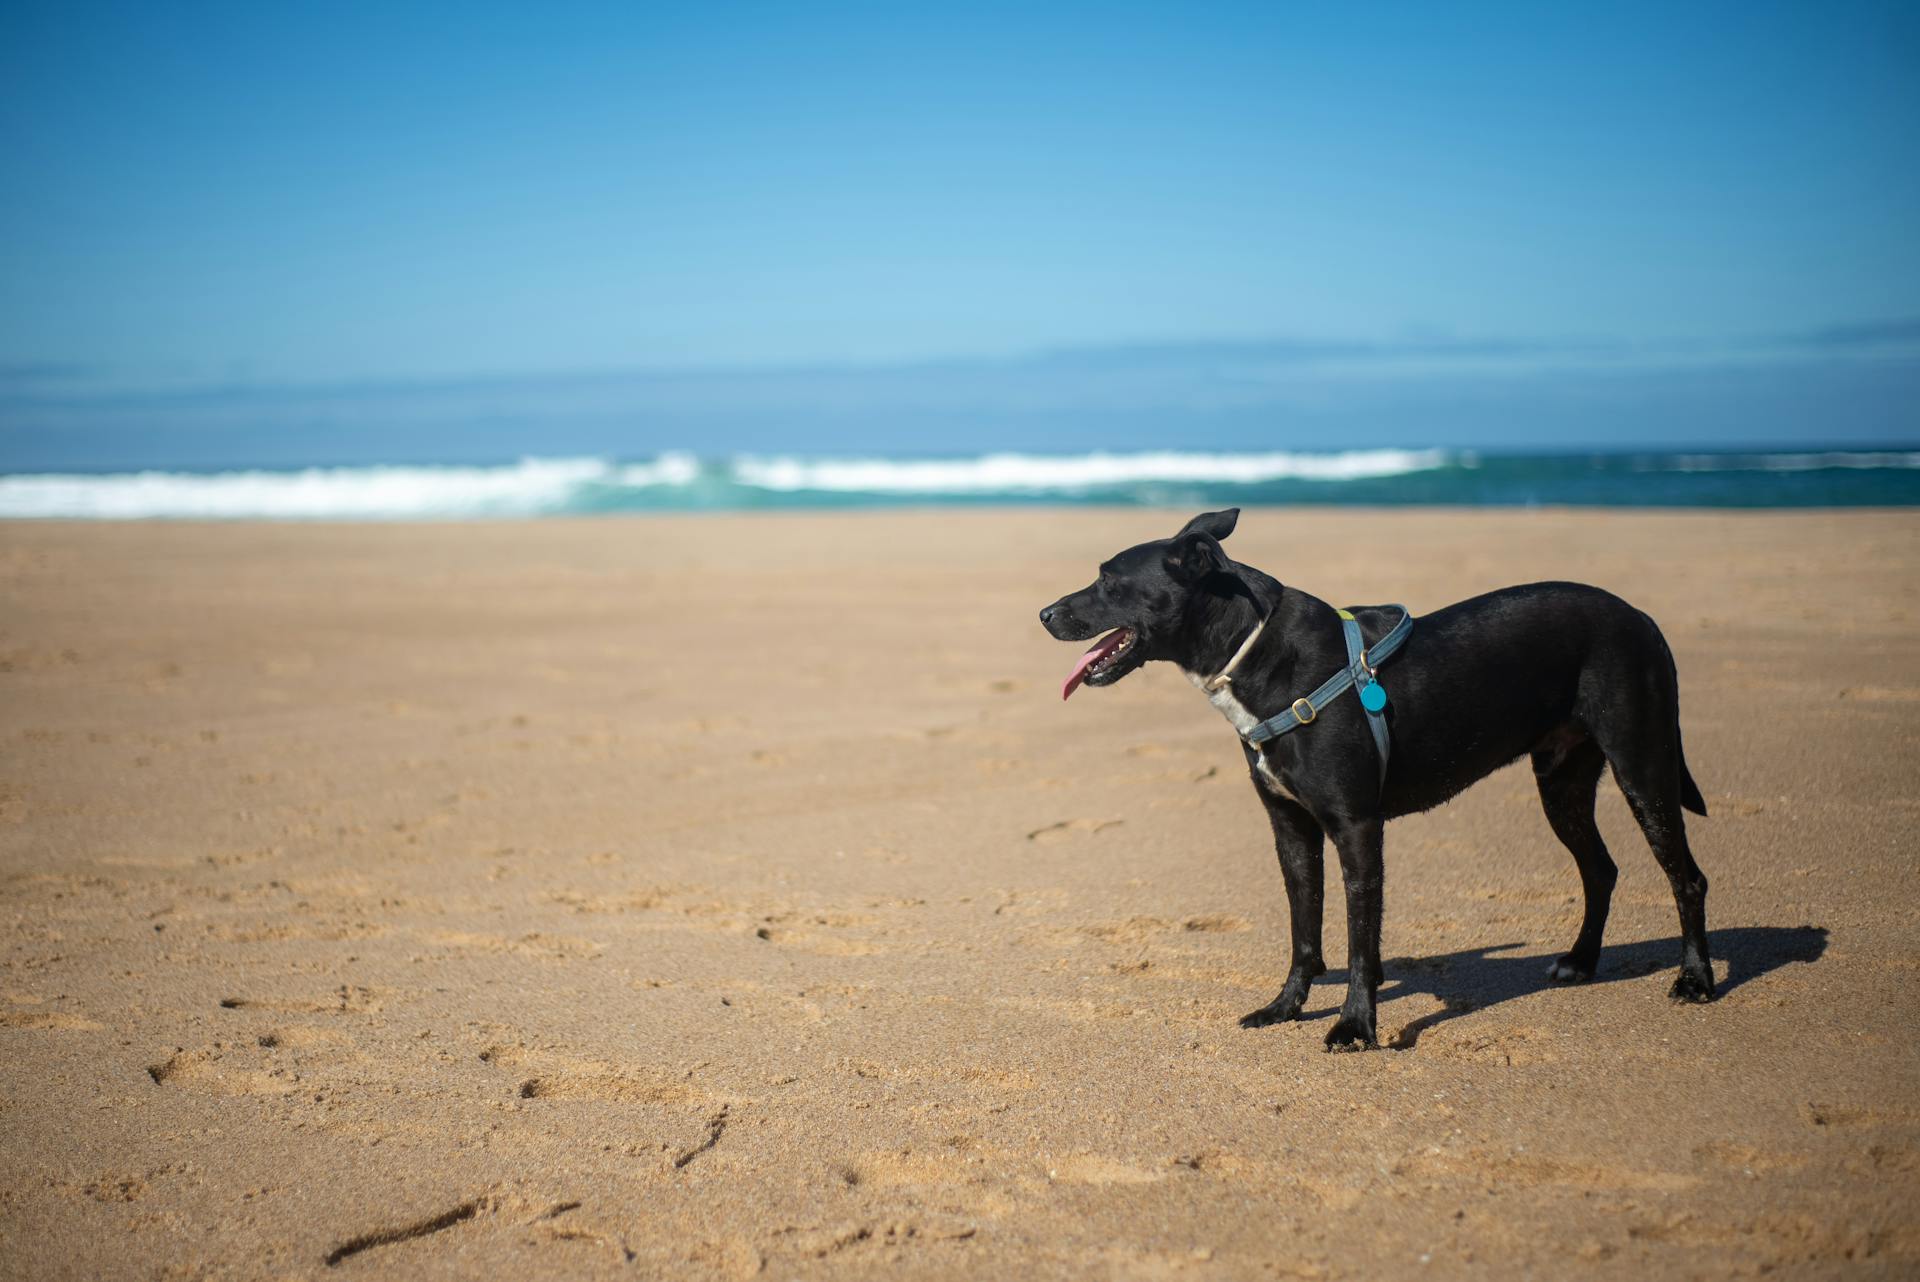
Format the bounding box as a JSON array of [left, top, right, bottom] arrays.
[[1177, 509, 1238, 543], [1165, 529, 1225, 581]]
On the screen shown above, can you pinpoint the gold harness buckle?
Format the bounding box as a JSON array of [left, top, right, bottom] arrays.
[[1291, 697, 1317, 725]]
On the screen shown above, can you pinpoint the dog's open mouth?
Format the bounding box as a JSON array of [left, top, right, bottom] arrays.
[[1062, 627, 1137, 700]]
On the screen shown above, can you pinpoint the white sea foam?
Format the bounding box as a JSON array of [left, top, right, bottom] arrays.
[[729, 449, 1452, 493], [0, 449, 1453, 518], [616, 453, 703, 487], [2, 447, 1910, 518], [0, 454, 699, 519]]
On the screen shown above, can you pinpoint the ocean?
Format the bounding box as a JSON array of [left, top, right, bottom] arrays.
[[1, 448, 1916, 519]]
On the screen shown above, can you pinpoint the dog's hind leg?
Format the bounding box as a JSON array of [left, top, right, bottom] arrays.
[[1588, 634, 1716, 1003], [1531, 734, 1615, 983], [1323, 814, 1385, 1051], [1613, 762, 1715, 1002], [1240, 796, 1326, 1028]]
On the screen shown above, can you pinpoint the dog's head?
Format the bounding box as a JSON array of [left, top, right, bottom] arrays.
[[1039, 508, 1240, 699]]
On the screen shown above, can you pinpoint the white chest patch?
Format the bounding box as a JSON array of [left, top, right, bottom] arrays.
[[1182, 668, 1260, 735], [1182, 670, 1301, 804]]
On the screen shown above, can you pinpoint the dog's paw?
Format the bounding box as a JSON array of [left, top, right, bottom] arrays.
[[1669, 969, 1717, 1003], [1323, 1014, 1377, 1052], [1239, 993, 1305, 1029], [1546, 955, 1595, 984]]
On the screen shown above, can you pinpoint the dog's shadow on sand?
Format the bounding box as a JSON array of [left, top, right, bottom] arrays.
[[1295, 925, 1828, 1050]]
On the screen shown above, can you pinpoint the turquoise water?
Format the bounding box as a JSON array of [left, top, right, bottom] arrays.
[[2, 448, 1916, 519]]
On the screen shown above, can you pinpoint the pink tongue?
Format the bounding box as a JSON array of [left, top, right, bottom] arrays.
[[1062, 629, 1130, 701]]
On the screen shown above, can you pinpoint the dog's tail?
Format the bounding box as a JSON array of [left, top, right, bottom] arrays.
[[1638, 605, 1708, 817], [1655, 613, 1708, 817], [1679, 729, 1707, 817]]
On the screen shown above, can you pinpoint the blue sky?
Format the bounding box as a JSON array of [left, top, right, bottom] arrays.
[[2, 1, 1916, 466]]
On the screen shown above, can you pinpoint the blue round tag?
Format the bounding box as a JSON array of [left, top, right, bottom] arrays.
[[1359, 683, 1389, 713]]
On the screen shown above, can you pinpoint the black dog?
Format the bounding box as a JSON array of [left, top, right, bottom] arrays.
[[1039, 509, 1713, 1051]]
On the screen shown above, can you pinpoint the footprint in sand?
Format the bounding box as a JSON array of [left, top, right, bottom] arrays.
[[1078, 916, 1171, 944], [751, 910, 887, 956], [643, 896, 890, 956], [1398, 1148, 1695, 1193], [544, 888, 674, 913], [256, 1024, 358, 1051], [217, 984, 390, 1014], [0, 1008, 104, 1030], [1047, 1154, 1163, 1185], [208, 919, 385, 943], [1077, 914, 1249, 945], [1179, 913, 1249, 934], [771, 1219, 976, 1264], [526, 1202, 640, 1265], [991, 888, 1068, 917], [147, 1046, 301, 1096], [1801, 1101, 1920, 1129], [425, 931, 603, 961], [65, 1164, 198, 1205], [1837, 685, 1920, 702], [481, 1043, 719, 1108], [150, 1023, 364, 1096], [751, 926, 883, 956], [843, 1148, 978, 1191], [1418, 1025, 1563, 1067], [516, 1072, 713, 1105], [1026, 818, 1123, 843]]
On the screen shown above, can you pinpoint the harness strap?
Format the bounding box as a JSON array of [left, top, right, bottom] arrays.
[[1340, 612, 1394, 774], [1245, 605, 1413, 786]]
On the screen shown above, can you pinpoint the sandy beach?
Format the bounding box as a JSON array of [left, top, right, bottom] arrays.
[[1, 508, 1916, 1280]]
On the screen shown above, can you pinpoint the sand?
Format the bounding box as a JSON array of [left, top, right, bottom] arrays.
[[1, 508, 1916, 1280]]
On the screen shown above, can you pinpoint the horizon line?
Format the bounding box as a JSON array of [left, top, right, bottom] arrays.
[[4, 315, 1919, 406]]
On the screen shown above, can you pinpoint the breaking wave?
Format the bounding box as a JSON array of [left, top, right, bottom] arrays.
[[730, 449, 1450, 492], [3, 447, 1916, 518], [0, 454, 700, 519], [0, 449, 1451, 518]]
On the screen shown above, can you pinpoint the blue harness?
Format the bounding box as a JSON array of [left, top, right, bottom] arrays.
[[1245, 606, 1414, 784]]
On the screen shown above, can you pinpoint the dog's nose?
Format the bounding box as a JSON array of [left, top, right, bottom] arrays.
[[1039, 605, 1057, 626]]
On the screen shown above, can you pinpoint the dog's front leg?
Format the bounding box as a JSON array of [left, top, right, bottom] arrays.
[[1325, 814, 1385, 1050], [1240, 796, 1326, 1028]]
